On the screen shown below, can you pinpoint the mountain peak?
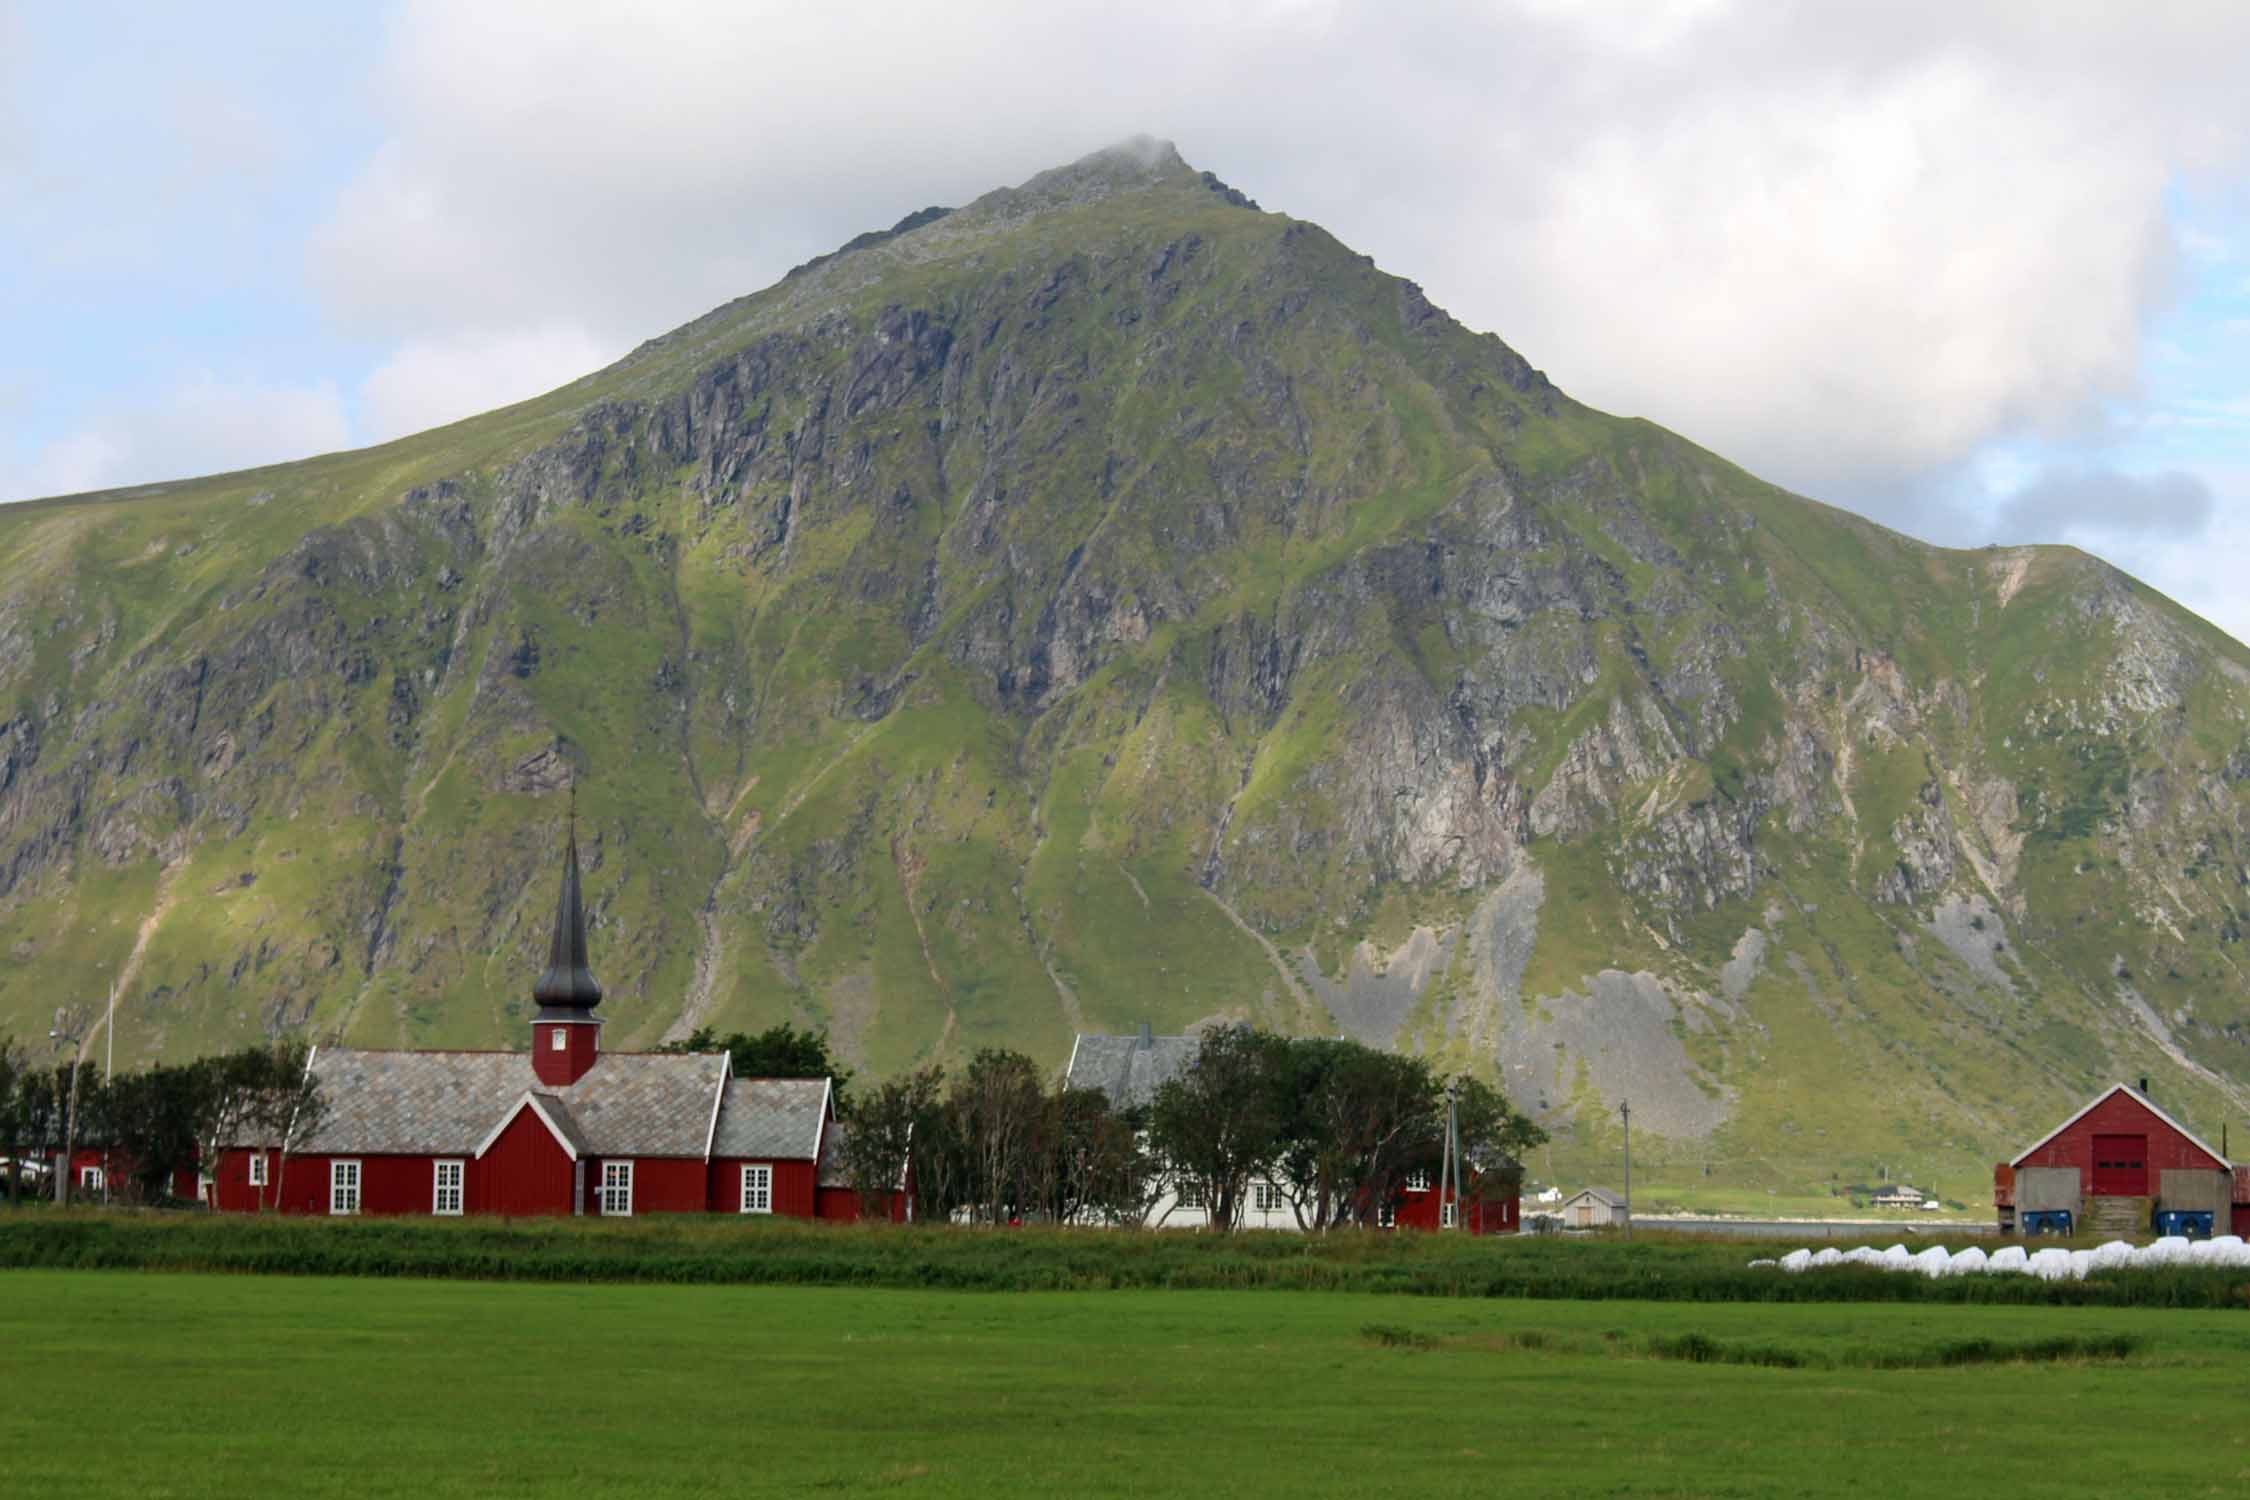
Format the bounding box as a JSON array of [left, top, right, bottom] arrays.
[[965, 136, 1203, 219]]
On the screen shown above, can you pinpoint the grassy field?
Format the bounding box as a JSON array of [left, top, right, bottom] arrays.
[[6, 1270, 2249, 1497]]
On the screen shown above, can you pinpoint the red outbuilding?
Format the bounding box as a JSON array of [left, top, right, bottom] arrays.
[[212, 819, 907, 1222], [2000, 1082, 2234, 1237], [1394, 1179, 1518, 1234]]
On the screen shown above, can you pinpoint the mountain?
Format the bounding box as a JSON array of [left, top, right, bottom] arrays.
[[6, 139, 2248, 1205]]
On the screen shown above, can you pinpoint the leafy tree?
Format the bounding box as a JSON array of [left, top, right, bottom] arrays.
[[663, 1024, 852, 1107], [1147, 1024, 1291, 1232], [0, 1036, 23, 1206], [1046, 1085, 1152, 1227], [840, 1063, 942, 1221], [1448, 1073, 1545, 1207], [1273, 1039, 1436, 1230], [946, 1048, 1047, 1224]]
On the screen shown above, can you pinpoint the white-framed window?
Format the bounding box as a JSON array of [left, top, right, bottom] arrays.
[[1176, 1178, 1205, 1209], [740, 1163, 773, 1214], [1376, 1200, 1396, 1229], [433, 1159, 465, 1216], [551, 1027, 568, 1051], [1252, 1181, 1284, 1214], [1404, 1170, 1431, 1192], [330, 1159, 362, 1216], [1441, 1200, 1458, 1229], [248, 1153, 269, 1187], [599, 1160, 633, 1216], [79, 1165, 104, 1191]]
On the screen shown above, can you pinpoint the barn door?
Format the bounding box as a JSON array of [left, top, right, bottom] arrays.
[[2093, 1135, 2148, 1196]]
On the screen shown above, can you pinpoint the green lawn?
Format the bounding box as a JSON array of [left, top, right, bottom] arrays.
[[8, 1271, 2250, 1497]]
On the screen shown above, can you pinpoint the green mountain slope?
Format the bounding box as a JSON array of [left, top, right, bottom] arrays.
[[6, 141, 2249, 1204]]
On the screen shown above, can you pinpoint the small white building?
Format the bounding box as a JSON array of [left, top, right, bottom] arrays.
[[1560, 1187, 1628, 1228]]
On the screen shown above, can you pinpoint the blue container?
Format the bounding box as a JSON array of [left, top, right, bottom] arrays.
[[2021, 1209, 2075, 1236], [2154, 1210, 2214, 1238]]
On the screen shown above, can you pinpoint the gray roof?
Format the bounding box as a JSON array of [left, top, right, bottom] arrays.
[[1566, 1187, 1625, 1208], [1064, 1031, 1200, 1108], [709, 1077, 829, 1160], [817, 1119, 850, 1188], [293, 1048, 729, 1159]]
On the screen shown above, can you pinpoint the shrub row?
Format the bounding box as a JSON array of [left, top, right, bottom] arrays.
[[5, 1211, 2249, 1308]]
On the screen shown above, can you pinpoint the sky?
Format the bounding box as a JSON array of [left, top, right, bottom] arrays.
[[4, 0, 2247, 635]]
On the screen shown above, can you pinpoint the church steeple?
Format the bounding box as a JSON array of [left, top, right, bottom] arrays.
[[532, 790, 603, 1086], [533, 791, 603, 1012]]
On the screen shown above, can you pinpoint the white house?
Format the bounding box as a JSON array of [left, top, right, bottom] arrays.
[[1064, 1026, 1305, 1231]]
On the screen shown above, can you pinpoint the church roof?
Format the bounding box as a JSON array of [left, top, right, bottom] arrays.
[[710, 1077, 830, 1160], [1064, 1029, 1200, 1108], [292, 1047, 729, 1159]]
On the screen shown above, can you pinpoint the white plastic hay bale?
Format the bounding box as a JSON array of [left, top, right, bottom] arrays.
[[2188, 1238, 2220, 1264], [2144, 1235, 2192, 1267], [1987, 1244, 2029, 1273], [2026, 1247, 2074, 1280], [1880, 1244, 1912, 1270], [1843, 1246, 1880, 1265], [2089, 1240, 2134, 1273], [1946, 1246, 1989, 1276], [1810, 1247, 1843, 1268], [1911, 1245, 1951, 1278], [2066, 1249, 2094, 1280], [2207, 1236, 2250, 1267], [1747, 1257, 1778, 1269], [1779, 1248, 1813, 1274]]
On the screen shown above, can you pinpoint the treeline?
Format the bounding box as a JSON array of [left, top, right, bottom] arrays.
[[834, 1024, 1547, 1232], [0, 1038, 322, 1206]]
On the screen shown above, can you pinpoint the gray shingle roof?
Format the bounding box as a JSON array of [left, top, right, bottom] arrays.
[[1064, 1032, 1200, 1109], [709, 1077, 829, 1160], [293, 1048, 728, 1159], [817, 1119, 850, 1188]]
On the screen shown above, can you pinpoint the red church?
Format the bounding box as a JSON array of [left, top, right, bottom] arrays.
[[213, 821, 902, 1222]]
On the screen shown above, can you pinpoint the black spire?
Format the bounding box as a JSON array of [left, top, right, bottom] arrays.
[[533, 791, 602, 1012]]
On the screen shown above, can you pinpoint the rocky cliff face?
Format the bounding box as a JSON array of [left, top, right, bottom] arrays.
[[5, 141, 2249, 1195]]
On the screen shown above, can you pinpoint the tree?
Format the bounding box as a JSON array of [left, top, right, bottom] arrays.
[[1272, 1038, 1437, 1231], [1047, 1086, 1151, 1227], [946, 1049, 1048, 1225], [1147, 1025, 1290, 1233], [662, 1024, 852, 1107], [839, 1063, 942, 1221], [0, 1036, 22, 1206], [1448, 1073, 1545, 1209], [92, 1063, 204, 1203]]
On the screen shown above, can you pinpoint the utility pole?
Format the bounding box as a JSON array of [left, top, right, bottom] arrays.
[[103, 979, 116, 1205], [1619, 1098, 1632, 1242], [1440, 1081, 1460, 1231], [48, 1005, 90, 1207]]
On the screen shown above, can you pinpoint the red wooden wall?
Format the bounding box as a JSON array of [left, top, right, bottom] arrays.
[[710, 1158, 818, 1217], [1395, 1186, 1519, 1235], [2016, 1092, 2225, 1194], [815, 1186, 909, 1222], [482, 1111, 577, 1216], [626, 1157, 707, 1214]]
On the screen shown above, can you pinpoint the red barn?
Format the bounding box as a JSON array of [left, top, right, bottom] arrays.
[[2004, 1082, 2233, 1238], [211, 820, 892, 1221]]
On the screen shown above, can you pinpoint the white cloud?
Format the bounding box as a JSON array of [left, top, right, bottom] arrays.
[[359, 322, 614, 443], [0, 375, 351, 501], [304, 0, 2250, 523]]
